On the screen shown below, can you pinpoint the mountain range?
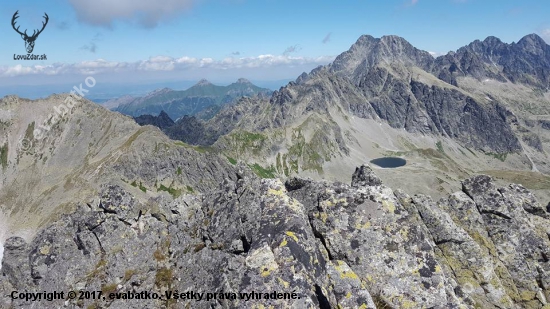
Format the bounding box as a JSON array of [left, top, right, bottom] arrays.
[[0, 33, 550, 309], [106, 78, 272, 121], [136, 33, 550, 202]]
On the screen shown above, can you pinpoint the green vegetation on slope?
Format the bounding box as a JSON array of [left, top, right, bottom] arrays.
[[249, 163, 276, 178], [157, 184, 182, 198], [436, 141, 445, 154], [225, 131, 268, 156], [131, 180, 147, 193], [226, 156, 237, 165], [0, 143, 8, 169], [483, 152, 507, 162]]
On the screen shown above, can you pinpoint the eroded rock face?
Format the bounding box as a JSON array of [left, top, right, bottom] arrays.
[[1, 165, 549, 309]]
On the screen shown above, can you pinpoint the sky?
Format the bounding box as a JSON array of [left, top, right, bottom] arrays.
[[0, 0, 549, 97]]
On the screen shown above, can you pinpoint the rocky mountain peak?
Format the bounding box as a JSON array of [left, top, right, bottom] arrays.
[[142, 87, 173, 100], [379, 34, 414, 49], [195, 78, 213, 86], [134, 110, 175, 130], [151, 87, 172, 94], [518, 33, 546, 45], [236, 78, 251, 84], [516, 33, 548, 53], [465, 36, 507, 54], [158, 110, 172, 120], [483, 35, 503, 45], [434, 33, 550, 87], [329, 34, 433, 78], [351, 34, 378, 48]]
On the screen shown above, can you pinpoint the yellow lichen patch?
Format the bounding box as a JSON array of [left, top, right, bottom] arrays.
[[384, 225, 395, 233], [469, 230, 498, 257], [519, 290, 536, 301], [334, 261, 359, 280], [285, 231, 298, 242], [434, 265, 442, 273], [277, 277, 290, 289], [366, 274, 374, 282], [358, 304, 368, 309], [267, 187, 303, 213], [261, 264, 278, 277], [355, 221, 372, 229], [39, 245, 51, 255], [287, 199, 303, 213], [346, 291, 352, 299], [340, 272, 358, 280], [320, 212, 328, 223], [399, 227, 409, 239], [402, 300, 417, 309], [246, 244, 279, 277], [279, 238, 288, 247], [382, 200, 395, 213], [267, 188, 284, 197]]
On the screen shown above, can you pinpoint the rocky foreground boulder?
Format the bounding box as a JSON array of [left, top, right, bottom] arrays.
[[1, 165, 549, 309]]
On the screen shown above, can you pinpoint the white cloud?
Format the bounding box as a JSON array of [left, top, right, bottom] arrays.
[[428, 51, 445, 57], [149, 56, 173, 63], [0, 54, 335, 77], [67, 0, 196, 28], [4, 65, 34, 76]]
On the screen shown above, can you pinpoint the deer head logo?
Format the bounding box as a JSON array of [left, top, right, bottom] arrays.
[[11, 11, 49, 54]]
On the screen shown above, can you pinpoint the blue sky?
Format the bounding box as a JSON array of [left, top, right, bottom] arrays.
[[0, 0, 549, 95]]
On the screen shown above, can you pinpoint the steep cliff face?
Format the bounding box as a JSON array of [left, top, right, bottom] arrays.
[[323, 34, 524, 153], [1, 164, 549, 309]]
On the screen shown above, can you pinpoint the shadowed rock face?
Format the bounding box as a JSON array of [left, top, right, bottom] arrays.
[[2, 164, 549, 308], [134, 111, 175, 130]]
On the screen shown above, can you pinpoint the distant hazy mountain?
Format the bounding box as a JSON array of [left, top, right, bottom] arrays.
[[109, 78, 271, 120]]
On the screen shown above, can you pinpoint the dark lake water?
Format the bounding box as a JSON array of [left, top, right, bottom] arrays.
[[370, 157, 407, 168]]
